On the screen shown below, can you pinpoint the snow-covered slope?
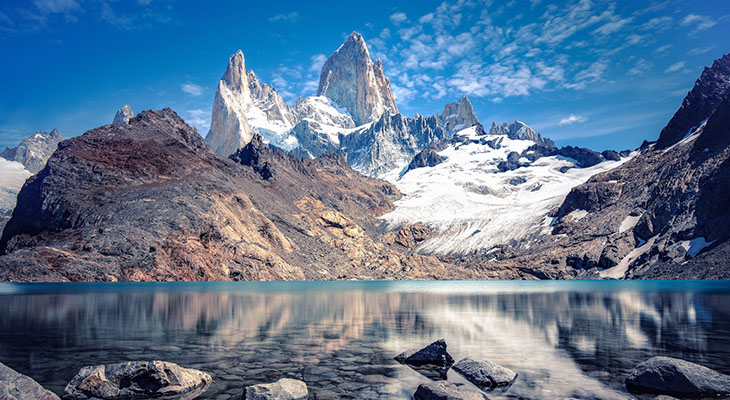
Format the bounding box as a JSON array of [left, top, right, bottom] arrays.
[[381, 126, 632, 255], [0, 158, 32, 227]]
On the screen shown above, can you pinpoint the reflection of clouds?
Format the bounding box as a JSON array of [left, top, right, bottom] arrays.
[[0, 285, 720, 399]]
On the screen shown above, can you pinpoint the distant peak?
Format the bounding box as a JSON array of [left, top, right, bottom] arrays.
[[113, 104, 134, 125], [223, 50, 247, 89], [347, 31, 365, 44]]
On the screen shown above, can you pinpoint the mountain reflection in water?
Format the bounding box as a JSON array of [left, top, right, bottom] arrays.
[[0, 281, 729, 399]]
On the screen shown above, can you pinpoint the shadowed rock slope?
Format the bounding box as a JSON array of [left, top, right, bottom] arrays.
[[0, 109, 476, 281], [478, 53, 730, 279]]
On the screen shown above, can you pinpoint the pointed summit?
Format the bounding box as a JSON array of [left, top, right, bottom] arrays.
[[205, 49, 256, 156], [112, 105, 134, 125], [440, 96, 479, 134], [317, 32, 398, 125], [223, 49, 248, 90]]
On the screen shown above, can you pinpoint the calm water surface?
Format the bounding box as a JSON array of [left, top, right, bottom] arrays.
[[1, 280, 730, 399]]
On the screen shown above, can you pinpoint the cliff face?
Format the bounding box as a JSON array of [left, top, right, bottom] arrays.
[[0, 109, 477, 282], [317, 32, 398, 125]]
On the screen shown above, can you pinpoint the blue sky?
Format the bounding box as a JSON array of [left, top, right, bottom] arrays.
[[0, 0, 728, 151]]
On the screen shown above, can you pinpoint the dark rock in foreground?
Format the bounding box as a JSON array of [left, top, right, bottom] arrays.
[[452, 357, 517, 389], [414, 380, 489, 400], [243, 378, 308, 400], [625, 356, 730, 396], [63, 360, 212, 400], [0, 362, 59, 400], [395, 339, 454, 365]]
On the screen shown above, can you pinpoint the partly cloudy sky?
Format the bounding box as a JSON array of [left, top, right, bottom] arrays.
[[0, 0, 728, 150]]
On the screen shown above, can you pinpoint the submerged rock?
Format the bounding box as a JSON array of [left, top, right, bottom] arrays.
[[243, 378, 308, 400], [63, 360, 212, 400], [395, 339, 454, 365], [413, 380, 488, 400], [452, 357, 517, 389], [0, 362, 59, 400], [625, 356, 730, 396]]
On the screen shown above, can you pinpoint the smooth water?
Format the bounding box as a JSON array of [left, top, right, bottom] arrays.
[[1, 280, 730, 399]]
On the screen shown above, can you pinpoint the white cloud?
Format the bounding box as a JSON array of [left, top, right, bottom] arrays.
[[627, 59, 652, 76], [184, 109, 210, 134], [181, 83, 204, 96], [641, 16, 672, 31], [269, 12, 299, 23], [680, 14, 716, 33], [559, 114, 587, 126], [34, 0, 80, 14], [390, 12, 407, 24], [309, 53, 326, 73], [665, 61, 685, 73], [593, 17, 633, 35], [688, 46, 716, 56]]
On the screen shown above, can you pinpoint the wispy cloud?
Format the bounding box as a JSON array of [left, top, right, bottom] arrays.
[[181, 83, 204, 96], [389, 12, 407, 24], [665, 61, 685, 73], [559, 114, 587, 126], [269, 11, 299, 23], [688, 46, 716, 56], [183, 109, 210, 134], [309, 54, 327, 73], [627, 59, 652, 76], [680, 14, 716, 34]]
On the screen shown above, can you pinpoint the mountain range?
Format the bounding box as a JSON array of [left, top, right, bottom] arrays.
[[0, 32, 728, 281]]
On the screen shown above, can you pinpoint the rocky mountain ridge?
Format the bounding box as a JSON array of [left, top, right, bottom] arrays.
[[0, 129, 63, 174], [0, 109, 480, 281]]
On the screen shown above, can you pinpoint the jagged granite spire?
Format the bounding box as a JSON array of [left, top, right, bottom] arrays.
[[440, 96, 480, 134], [317, 32, 398, 125], [113, 105, 134, 124], [206, 50, 256, 156]]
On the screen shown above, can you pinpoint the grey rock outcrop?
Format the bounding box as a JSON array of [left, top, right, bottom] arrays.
[[317, 32, 398, 125], [395, 339, 454, 365], [63, 360, 212, 400], [413, 381, 489, 400], [243, 378, 308, 400], [489, 121, 555, 147], [405, 147, 446, 172], [0, 129, 63, 174], [0, 362, 59, 400], [625, 356, 730, 396], [112, 105, 134, 124], [440, 96, 480, 135], [452, 357, 518, 389]]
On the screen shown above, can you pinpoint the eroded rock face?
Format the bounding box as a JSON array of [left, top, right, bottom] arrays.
[[625, 356, 730, 396], [0, 362, 59, 400], [317, 32, 398, 125], [243, 378, 308, 400], [0, 129, 63, 174], [413, 381, 489, 400], [452, 357, 518, 389], [112, 105, 134, 125], [63, 361, 212, 400]]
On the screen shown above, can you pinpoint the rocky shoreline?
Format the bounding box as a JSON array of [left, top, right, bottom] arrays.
[[3, 340, 730, 399]]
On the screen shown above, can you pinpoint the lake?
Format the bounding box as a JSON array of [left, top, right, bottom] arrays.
[[1, 280, 730, 399]]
